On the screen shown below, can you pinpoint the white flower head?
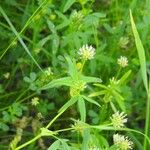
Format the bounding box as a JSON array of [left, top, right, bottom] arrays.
[[31, 97, 39, 106], [3, 72, 10, 79], [117, 56, 128, 68], [110, 111, 127, 128], [113, 134, 133, 150], [78, 44, 96, 60]]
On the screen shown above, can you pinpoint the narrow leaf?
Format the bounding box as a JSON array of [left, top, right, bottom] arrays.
[[112, 90, 125, 111], [89, 90, 107, 97], [130, 10, 148, 93], [63, 0, 76, 13], [81, 76, 102, 83], [58, 96, 78, 113], [41, 77, 73, 90], [94, 83, 109, 90], [61, 139, 71, 150], [78, 96, 86, 122], [82, 95, 101, 107], [48, 140, 60, 150], [119, 70, 131, 85], [65, 56, 78, 80], [81, 129, 91, 150]]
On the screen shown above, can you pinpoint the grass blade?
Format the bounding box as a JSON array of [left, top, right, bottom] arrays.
[[0, 0, 50, 60], [130, 10, 150, 149], [0, 6, 43, 72], [130, 10, 148, 93]]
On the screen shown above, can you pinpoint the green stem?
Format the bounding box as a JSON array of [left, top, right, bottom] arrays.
[[15, 101, 67, 149], [46, 109, 66, 129], [15, 134, 41, 150], [144, 82, 150, 149], [110, 102, 117, 112], [91, 126, 150, 145], [15, 88, 29, 102], [55, 127, 74, 133], [0, 0, 48, 60], [80, 59, 86, 73], [116, 67, 122, 79]]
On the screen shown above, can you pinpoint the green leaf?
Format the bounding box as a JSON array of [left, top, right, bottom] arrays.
[[0, 122, 9, 131], [2, 111, 11, 122], [30, 72, 36, 81], [56, 20, 70, 30], [98, 135, 109, 148], [78, 96, 86, 122], [88, 110, 98, 117], [58, 96, 78, 113], [48, 140, 60, 150], [89, 90, 107, 97], [81, 129, 91, 150], [109, 145, 119, 150], [41, 77, 73, 90], [47, 20, 56, 34], [130, 10, 148, 93], [119, 70, 131, 85], [82, 95, 101, 107], [12, 103, 23, 117], [23, 77, 31, 83], [63, 0, 76, 13], [84, 12, 106, 26], [94, 83, 109, 90], [112, 90, 125, 111], [61, 139, 71, 150], [81, 76, 102, 83], [65, 56, 78, 80]]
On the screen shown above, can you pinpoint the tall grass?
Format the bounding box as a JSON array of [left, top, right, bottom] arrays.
[[130, 10, 150, 150]]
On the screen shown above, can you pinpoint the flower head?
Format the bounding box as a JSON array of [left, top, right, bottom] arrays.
[[71, 120, 85, 133], [71, 10, 84, 22], [78, 44, 96, 60], [117, 56, 128, 67], [119, 37, 129, 49], [3, 72, 10, 79], [31, 97, 39, 106], [70, 81, 87, 97], [109, 77, 120, 85], [110, 111, 127, 128], [113, 134, 133, 150], [44, 67, 53, 76]]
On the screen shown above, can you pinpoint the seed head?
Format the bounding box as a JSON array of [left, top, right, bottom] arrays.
[[31, 97, 39, 106], [71, 10, 84, 23], [113, 134, 133, 150], [119, 37, 129, 49], [117, 56, 128, 67], [78, 45, 96, 60], [110, 111, 127, 128]]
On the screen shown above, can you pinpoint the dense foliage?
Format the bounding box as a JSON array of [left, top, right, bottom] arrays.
[[0, 0, 150, 150]]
